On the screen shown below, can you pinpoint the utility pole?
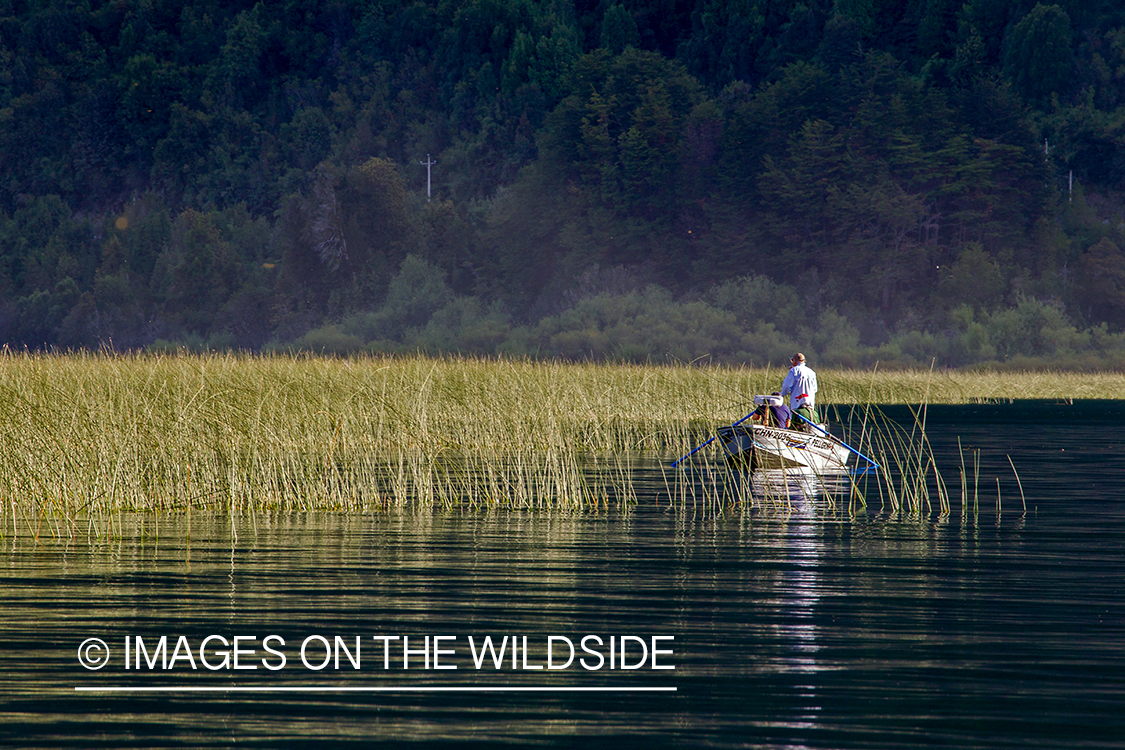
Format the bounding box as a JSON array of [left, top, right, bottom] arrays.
[[419, 154, 436, 201]]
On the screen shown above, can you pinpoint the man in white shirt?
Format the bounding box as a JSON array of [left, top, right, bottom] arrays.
[[780, 352, 818, 427]]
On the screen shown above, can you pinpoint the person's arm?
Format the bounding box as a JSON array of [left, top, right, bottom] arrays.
[[780, 369, 794, 398]]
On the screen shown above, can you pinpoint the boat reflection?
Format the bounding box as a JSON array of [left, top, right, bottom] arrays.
[[747, 467, 853, 502]]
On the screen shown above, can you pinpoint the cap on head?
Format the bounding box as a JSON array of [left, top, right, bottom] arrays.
[[792, 352, 805, 363]]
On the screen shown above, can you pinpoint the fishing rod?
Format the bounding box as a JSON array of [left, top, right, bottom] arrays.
[[666, 353, 770, 407], [670, 408, 757, 468], [792, 412, 880, 470], [667, 354, 789, 468]]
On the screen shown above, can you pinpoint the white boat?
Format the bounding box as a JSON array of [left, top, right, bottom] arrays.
[[716, 395, 851, 474]]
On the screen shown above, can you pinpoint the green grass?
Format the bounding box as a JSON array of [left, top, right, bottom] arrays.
[[1, 351, 1120, 528]]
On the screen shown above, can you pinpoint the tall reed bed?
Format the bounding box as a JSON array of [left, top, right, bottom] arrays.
[[0, 351, 749, 521], [0, 352, 1111, 526], [821, 367, 1125, 403]]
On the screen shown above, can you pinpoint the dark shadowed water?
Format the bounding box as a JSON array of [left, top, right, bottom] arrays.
[[2, 402, 1123, 748]]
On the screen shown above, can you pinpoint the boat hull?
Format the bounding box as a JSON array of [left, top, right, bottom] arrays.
[[717, 423, 850, 474]]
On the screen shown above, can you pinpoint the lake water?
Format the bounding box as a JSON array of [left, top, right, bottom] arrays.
[[2, 402, 1123, 748]]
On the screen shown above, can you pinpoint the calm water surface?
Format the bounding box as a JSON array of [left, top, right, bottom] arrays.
[[2, 402, 1123, 748]]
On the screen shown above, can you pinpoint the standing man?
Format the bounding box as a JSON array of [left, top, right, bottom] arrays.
[[780, 352, 818, 427]]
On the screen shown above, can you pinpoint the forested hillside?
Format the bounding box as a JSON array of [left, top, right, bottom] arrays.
[[3, 0, 1125, 367]]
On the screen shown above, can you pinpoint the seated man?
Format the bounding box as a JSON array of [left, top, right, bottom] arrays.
[[751, 394, 791, 428], [770, 392, 791, 429]]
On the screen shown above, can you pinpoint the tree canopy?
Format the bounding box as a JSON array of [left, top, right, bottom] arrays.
[[2, 0, 1125, 367]]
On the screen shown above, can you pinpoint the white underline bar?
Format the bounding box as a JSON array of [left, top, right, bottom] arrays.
[[76, 686, 677, 693]]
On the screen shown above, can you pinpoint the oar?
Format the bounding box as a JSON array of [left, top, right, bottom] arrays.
[[792, 412, 880, 470], [671, 409, 757, 468]]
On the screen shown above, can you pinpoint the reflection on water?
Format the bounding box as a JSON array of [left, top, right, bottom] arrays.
[[2, 402, 1125, 748], [747, 468, 852, 503]]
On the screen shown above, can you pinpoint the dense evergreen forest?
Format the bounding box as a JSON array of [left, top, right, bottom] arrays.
[[3, 0, 1125, 367]]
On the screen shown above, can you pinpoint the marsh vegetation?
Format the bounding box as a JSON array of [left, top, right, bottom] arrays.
[[0, 353, 1117, 531]]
